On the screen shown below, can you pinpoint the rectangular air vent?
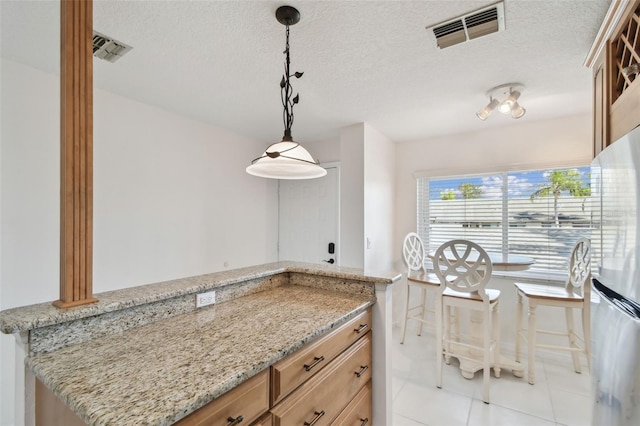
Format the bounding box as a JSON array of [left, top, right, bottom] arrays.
[[428, 1, 505, 49], [93, 31, 132, 63]]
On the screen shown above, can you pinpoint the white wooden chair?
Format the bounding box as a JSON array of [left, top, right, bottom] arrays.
[[514, 237, 591, 385], [433, 239, 500, 404], [400, 232, 442, 344]]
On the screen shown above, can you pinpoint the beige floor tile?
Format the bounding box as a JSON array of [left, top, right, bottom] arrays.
[[393, 412, 431, 426], [393, 381, 472, 426], [549, 388, 592, 426], [467, 399, 557, 426], [543, 357, 590, 397]]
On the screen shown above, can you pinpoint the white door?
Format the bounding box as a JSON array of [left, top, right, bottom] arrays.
[[278, 166, 339, 265]]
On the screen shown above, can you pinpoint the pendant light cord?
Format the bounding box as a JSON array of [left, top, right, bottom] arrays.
[[280, 24, 301, 141]]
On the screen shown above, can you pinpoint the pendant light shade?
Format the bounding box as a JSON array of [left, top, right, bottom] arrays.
[[246, 141, 327, 179], [246, 6, 326, 180]]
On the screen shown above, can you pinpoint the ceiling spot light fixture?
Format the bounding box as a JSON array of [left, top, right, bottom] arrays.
[[476, 83, 526, 121], [246, 6, 326, 180]]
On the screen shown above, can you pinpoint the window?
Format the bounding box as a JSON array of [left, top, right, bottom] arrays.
[[417, 167, 593, 277]]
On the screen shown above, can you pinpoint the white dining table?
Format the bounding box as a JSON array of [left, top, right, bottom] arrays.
[[484, 252, 535, 272]]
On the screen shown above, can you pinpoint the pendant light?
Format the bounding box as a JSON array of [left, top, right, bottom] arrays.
[[246, 6, 326, 180]]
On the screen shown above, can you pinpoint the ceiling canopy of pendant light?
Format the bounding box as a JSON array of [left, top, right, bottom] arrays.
[[246, 6, 326, 180], [476, 83, 526, 121]]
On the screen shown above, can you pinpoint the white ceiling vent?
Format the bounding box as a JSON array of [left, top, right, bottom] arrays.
[[428, 1, 505, 49], [93, 31, 132, 63]]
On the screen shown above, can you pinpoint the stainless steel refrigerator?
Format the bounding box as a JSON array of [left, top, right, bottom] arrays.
[[591, 124, 640, 425]]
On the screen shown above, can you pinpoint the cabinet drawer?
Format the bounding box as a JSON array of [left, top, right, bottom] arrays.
[[271, 309, 371, 405], [175, 369, 269, 426], [270, 333, 372, 426], [331, 381, 372, 426]]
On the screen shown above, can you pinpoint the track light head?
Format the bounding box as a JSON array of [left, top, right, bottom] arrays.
[[476, 98, 500, 121], [477, 83, 526, 121], [499, 90, 521, 114], [510, 103, 526, 119]]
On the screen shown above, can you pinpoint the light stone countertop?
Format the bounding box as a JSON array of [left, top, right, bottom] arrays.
[[0, 261, 397, 334], [28, 284, 375, 426]]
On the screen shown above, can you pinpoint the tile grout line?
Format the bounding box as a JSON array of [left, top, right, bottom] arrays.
[[543, 358, 561, 424]]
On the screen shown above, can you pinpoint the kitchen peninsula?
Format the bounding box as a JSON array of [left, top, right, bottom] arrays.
[[0, 262, 399, 426]]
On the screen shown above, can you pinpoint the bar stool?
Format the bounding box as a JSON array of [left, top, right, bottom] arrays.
[[400, 232, 441, 343], [433, 239, 501, 404], [514, 237, 591, 384]]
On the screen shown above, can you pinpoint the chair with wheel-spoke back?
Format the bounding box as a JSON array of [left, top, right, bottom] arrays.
[[514, 237, 592, 385], [433, 239, 501, 404], [400, 232, 442, 344]]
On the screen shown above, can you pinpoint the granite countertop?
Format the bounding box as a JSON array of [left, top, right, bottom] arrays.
[[28, 284, 375, 426], [0, 261, 396, 334]]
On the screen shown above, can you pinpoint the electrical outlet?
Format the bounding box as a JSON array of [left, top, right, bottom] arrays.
[[196, 290, 216, 308]]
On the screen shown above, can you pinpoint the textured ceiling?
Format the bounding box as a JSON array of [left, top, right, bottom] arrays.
[[1, 0, 610, 144]]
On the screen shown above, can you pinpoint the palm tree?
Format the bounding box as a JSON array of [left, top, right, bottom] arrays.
[[458, 182, 482, 199], [440, 190, 455, 200], [529, 170, 590, 226]]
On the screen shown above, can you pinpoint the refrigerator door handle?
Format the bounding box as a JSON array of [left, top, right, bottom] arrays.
[[593, 278, 640, 319]]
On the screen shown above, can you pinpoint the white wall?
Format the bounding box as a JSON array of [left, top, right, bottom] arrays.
[[94, 89, 279, 290], [305, 136, 340, 165], [1, 60, 62, 426], [363, 123, 396, 272], [338, 124, 366, 268], [0, 59, 278, 425]]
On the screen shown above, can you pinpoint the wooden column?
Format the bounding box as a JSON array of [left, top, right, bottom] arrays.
[[54, 0, 98, 308]]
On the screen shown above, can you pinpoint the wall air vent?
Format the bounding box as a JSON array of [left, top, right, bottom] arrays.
[[428, 1, 505, 49], [92, 31, 132, 63]]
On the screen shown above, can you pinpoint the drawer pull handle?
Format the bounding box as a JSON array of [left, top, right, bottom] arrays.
[[355, 365, 369, 378], [304, 356, 325, 372], [227, 415, 244, 425], [360, 418, 369, 426], [303, 410, 325, 426], [354, 323, 369, 334]]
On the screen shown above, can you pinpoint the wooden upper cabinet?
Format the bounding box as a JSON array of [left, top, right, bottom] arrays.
[[610, 1, 640, 142], [587, 0, 640, 155]]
